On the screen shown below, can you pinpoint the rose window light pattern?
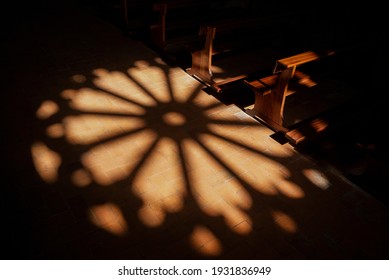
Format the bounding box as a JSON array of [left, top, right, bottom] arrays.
[[32, 57, 332, 257]]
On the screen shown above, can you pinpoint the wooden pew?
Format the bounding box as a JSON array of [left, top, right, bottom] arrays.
[[186, 10, 306, 93], [149, 0, 256, 51], [148, 0, 209, 51], [242, 49, 358, 145], [121, 0, 154, 33]]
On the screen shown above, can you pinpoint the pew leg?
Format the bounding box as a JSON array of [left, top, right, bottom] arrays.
[[150, 3, 167, 49], [121, 0, 128, 28], [253, 93, 288, 132], [253, 67, 295, 132], [187, 50, 213, 86], [187, 26, 218, 90]]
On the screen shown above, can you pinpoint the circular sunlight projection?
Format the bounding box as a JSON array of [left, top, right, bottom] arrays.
[[32, 57, 318, 257]]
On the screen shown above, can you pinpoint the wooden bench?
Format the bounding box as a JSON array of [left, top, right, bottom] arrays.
[[185, 9, 306, 93], [242, 49, 359, 145], [121, 0, 154, 33], [148, 0, 209, 51]]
